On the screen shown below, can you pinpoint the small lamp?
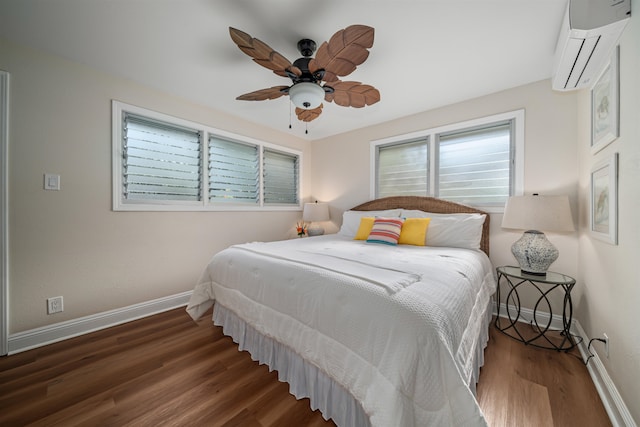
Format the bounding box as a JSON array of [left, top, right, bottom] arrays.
[[501, 194, 575, 275], [303, 201, 330, 236]]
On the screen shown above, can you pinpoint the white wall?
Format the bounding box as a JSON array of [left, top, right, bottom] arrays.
[[0, 39, 310, 333], [576, 1, 640, 423]]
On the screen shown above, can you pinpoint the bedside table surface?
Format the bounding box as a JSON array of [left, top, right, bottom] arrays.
[[496, 265, 575, 286]]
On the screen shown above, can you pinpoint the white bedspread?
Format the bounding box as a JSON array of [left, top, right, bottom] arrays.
[[187, 235, 496, 427]]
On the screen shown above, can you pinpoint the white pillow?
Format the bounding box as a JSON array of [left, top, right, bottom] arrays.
[[338, 209, 402, 238], [427, 214, 485, 249], [400, 209, 485, 250], [400, 209, 482, 219], [400, 209, 433, 218]]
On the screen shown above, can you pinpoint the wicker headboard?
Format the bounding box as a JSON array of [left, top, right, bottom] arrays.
[[351, 196, 491, 256]]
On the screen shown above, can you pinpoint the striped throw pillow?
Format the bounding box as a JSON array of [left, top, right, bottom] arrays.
[[366, 217, 405, 245]]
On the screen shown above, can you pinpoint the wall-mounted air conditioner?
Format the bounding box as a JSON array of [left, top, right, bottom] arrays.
[[552, 0, 631, 91]]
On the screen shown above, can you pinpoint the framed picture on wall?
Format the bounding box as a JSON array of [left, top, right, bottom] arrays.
[[591, 45, 620, 154], [590, 153, 618, 245]]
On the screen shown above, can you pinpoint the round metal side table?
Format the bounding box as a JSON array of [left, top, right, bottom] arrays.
[[495, 266, 577, 351]]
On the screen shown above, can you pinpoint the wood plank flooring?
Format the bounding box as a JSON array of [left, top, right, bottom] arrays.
[[0, 308, 611, 426], [478, 326, 611, 427]]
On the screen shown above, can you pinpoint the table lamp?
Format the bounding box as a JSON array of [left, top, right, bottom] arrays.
[[501, 194, 575, 275], [303, 202, 330, 236]]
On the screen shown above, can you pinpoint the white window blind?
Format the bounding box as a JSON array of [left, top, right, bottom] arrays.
[[377, 139, 429, 198], [122, 113, 202, 201], [113, 101, 302, 211], [208, 137, 259, 204], [437, 121, 512, 206], [263, 149, 299, 205]]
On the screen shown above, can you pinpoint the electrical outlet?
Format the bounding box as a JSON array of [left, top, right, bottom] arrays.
[[603, 333, 609, 358], [47, 296, 64, 314]]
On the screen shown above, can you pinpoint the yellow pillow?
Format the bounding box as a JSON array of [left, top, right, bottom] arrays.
[[398, 217, 431, 246], [354, 217, 376, 240]]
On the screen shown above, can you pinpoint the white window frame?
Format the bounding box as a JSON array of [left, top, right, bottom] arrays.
[[0, 70, 9, 356], [112, 101, 302, 211], [370, 109, 524, 213]]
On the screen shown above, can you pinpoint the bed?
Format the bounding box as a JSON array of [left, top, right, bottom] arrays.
[[186, 196, 496, 427]]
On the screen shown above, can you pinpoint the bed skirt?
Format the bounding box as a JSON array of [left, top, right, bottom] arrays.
[[212, 298, 493, 427], [469, 297, 492, 395], [213, 303, 370, 426]]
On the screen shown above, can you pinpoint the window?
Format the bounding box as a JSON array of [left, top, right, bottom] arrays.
[[208, 137, 259, 204], [113, 101, 301, 211], [436, 121, 513, 206], [376, 138, 429, 198], [371, 110, 524, 211], [263, 149, 299, 205], [122, 113, 202, 202]]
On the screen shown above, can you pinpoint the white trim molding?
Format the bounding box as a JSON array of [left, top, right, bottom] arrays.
[[0, 70, 9, 356], [7, 291, 192, 355], [573, 322, 638, 427], [494, 301, 637, 427]]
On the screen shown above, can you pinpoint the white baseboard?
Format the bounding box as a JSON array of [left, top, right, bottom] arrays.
[[7, 290, 192, 355], [573, 322, 638, 427], [493, 301, 566, 331], [494, 301, 637, 427]]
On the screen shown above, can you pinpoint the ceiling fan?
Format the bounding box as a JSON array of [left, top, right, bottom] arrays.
[[229, 25, 380, 124]]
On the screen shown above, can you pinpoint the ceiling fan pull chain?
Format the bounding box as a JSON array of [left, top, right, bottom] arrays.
[[289, 101, 292, 129], [305, 122, 308, 134]]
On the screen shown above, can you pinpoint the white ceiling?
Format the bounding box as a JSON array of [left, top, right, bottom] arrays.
[[0, 0, 567, 140]]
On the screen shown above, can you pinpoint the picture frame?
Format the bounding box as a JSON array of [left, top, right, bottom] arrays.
[[591, 45, 620, 154], [590, 153, 618, 245]]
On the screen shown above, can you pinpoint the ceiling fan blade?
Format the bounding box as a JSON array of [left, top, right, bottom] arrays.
[[312, 25, 374, 82], [229, 27, 300, 78], [324, 81, 380, 108], [295, 105, 323, 122], [236, 86, 289, 101]]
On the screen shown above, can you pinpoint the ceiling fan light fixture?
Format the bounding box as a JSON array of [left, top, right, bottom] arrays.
[[289, 82, 324, 110], [229, 25, 378, 123]]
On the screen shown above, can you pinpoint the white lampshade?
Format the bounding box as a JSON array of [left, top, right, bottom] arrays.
[[289, 82, 324, 110], [303, 202, 330, 236], [502, 195, 575, 232], [303, 202, 330, 222], [502, 195, 574, 275]]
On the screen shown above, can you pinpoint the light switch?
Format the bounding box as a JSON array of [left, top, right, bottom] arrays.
[[44, 173, 60, 191]]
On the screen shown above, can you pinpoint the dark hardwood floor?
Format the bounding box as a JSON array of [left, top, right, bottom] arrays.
[[0, 308, 611, 426]]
